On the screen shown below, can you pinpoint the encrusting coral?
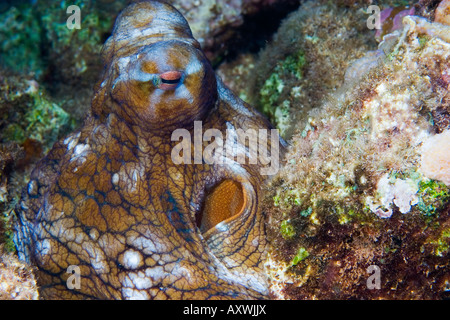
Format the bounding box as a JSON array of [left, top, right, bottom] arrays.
[[263, 1, 450, 299], [227, 1, 377, 139], [420, 129, 450, 186], [0, 245, 38, 300]]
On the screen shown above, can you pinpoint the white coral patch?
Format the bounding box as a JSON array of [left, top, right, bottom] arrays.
[[419, 130, 450, 186], [367, 174, 419, 218]]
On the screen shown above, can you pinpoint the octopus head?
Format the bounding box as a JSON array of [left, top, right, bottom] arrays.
[[95, 1, 217, 131]]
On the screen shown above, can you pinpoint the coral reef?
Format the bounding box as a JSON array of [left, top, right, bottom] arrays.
[[0, 0, 121, 123], [0, 246, 38, 300], [0, 143, 23, 253], [173, 0, 300, 59], [375, 6, 416, 42], [435, 0, 450, 25], [0, 5, 43, 76], [263, 8, 450, 299], [0, 73, 75, 151], [243, 1, 377, 139], [420, 130, 450, 186]]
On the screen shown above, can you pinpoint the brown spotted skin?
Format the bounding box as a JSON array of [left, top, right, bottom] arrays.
[[14, 1, 281, 300]]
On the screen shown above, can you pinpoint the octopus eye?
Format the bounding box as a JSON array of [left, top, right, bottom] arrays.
[[197, 180, 246, 236], [154, 70, 183, 90]]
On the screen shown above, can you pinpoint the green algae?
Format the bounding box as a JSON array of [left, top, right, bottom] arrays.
[[2, 86, 74, 151], [259, 50, 307, 136], [260, 73, 284, 115], [0, 1, 116, 85], [430, 229, 450, 257], [280, 220, 295, 239], [0, 212, 15, 253], [273, 188, 303, 211], [5, 99, 71, 147], [42, 0, 114, 55], [279, 51, 306, 80], [0, 6, 43, 76], [291, 247, 309, 266], [300, 206, 312, 218], [416, 179, 450, 216]]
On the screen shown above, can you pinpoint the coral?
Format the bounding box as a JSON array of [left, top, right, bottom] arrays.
[[245, 1, 376, 139], [0, 72, 75, 153], [0, 143, 23, 252], [0, 1, 122, 123], [40, 0, 118, 85], [419, 129, 450, 186], [366, 173, 420, 218], [0, 69, 75, 260], [216, 53, 257, 101], [375, 6, 415, 42], [435, 0, 450, 25], [263, 7, 450, 299], [0, 1, 118, 85], [0, 246, 38, 300], [173, 0, 299, 60], [258, 52, 307, 136], [0, 6, 43, 76], [405, 14, 450, 42]]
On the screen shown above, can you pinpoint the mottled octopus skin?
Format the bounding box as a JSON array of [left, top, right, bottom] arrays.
[[14, 1, 282, 300]]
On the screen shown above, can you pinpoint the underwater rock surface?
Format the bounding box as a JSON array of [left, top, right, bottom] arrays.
[[0, 245, 38, 299], [220, 1, 377, 139], [264, 10, 450, 299]]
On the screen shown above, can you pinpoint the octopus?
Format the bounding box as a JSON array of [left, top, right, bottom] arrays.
[[13, 0, 284, 299]]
